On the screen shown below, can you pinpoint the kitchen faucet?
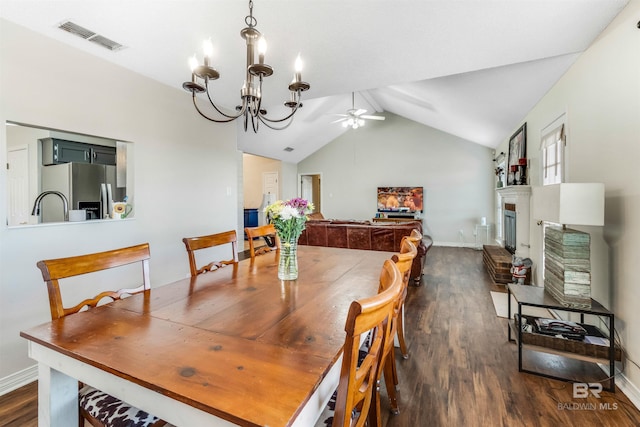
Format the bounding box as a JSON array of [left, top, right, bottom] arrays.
[[32, 191, 69, 222]]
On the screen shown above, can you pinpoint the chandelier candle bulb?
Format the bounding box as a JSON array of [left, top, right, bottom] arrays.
[[294, 54, 303, 82], [202, 38, 213, 62], [189, 55, 198, 72], [258, 37, 266, 64]]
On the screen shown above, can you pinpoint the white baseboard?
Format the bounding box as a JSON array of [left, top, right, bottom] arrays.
[[0, 364, 38, 396], [598, 364, 640, 410], [615, 372, 640, 410], [434, 241, 480, 249]]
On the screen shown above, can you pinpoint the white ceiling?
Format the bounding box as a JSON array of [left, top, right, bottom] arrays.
[[0, 0, 629, 162]]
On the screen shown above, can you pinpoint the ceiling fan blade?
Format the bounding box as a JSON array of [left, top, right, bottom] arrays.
[[361, 115, 385, 120], [354, 109, 368, 116], [330, 117, 348, 124], [328, 113, 349, 117]]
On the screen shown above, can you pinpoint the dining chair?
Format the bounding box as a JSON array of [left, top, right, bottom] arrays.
[[36, 243, 169, 427], [318, 259, 403, 427], [244, 224, 280, 259], [395, 234, 420, 359], [380, 237, 418, 415], [406, 228, 423, 249], [182, 230, 238, 276]]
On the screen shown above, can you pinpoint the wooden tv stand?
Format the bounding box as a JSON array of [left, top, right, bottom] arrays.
[[374, 211, 420, 223], [372, 217, 420, 223]]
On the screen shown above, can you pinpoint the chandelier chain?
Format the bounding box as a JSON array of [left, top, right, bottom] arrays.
[[245, 0, 257, 28]]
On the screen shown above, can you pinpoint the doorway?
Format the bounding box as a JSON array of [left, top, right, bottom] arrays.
[[299, 173, 321, 214]]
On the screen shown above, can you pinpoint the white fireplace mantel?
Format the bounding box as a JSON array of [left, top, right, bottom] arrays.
[[496, 185, 531, 258]]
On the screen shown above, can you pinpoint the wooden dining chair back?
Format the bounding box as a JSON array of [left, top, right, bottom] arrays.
[[245, 224, 280, 259], [376, 237, 418, 416], [328, 259, 402, 427], [393, 237, 418, 291], [182, 230, 238, 276], [36, 243, 168, 427], [405, 228, 423, 255], [37, 243, 152, 321]]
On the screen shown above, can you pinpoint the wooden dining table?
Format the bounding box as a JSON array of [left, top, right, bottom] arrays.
[[20, 245, 393, 427]]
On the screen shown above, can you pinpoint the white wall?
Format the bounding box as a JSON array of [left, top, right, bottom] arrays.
[[280, 161, 299, 201], [297, 113, 495, 246], [494, 1, 640, 401], [0, 20, 239, 386]]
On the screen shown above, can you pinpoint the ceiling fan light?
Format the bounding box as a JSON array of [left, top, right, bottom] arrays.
[[342, 121, 349, 128], [358, 119, 365, 127]]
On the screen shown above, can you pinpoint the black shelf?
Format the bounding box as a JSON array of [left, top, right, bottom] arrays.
[[507, 284, 617, 392]]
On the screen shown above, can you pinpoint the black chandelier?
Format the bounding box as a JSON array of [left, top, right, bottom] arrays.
[[182, 0, 310, 132]]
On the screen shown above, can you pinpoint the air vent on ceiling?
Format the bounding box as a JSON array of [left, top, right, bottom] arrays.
[[57, 20, 126, 51], [283, 147, 294, 152], [88, 35, 124, 51], [58, 21, 95, 39]]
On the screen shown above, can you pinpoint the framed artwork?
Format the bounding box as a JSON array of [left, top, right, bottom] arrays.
[[507, 123, 527, 185]]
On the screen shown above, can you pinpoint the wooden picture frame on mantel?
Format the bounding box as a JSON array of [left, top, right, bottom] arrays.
[[507, 123, 527, 185]]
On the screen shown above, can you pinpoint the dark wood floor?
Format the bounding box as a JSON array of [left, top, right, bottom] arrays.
[[2, 246, 640, 427]]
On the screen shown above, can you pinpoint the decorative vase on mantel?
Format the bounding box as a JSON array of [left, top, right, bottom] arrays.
[[278, 236, 299, 280]]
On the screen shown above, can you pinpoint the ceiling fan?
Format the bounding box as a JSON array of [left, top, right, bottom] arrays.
[[331, 92, 385, 129]]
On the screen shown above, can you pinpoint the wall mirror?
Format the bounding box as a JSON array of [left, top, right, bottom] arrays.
[[6, 122, 134, 227]]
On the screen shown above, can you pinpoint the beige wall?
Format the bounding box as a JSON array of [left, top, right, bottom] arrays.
[[242, 153, 281, 208], [495, 1, 640, 398], [0, 19, 239, 385]]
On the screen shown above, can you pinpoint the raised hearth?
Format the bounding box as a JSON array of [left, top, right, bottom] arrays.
[[483, 244, 531, 285]]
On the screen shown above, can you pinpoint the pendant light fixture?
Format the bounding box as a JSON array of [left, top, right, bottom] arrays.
[[182, 0, 310, 132]]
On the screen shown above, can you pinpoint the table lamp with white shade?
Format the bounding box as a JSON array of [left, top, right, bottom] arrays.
[[532, 183, 605, 308]]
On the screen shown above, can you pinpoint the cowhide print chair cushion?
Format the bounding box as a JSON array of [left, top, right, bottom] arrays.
[[79, 385, 172, 427]]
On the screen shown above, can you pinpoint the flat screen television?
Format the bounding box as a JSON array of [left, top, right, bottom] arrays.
[[377, 186, 423, 212]]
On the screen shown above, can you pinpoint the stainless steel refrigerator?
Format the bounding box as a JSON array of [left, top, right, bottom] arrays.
[[40, 163, 125, 222]]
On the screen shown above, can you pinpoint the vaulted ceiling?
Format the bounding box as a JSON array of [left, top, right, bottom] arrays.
[[0, 0, 629, 162]]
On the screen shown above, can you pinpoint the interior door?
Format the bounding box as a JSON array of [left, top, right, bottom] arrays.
[[7, 146, 29, 226], [262, 172, 278, 200], [301, 175, 313, 201], [299, 174, 321, 213]]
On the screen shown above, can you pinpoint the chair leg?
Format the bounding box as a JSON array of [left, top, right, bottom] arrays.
[[368, 380, 383, 427], [383, 353, 400, 415], [80, 408, 103, 427], [397, 306, 409, 359], [390, 348, 399, 388]]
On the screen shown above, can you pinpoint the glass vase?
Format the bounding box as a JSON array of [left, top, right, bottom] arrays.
[[278, 237, 299, 280]]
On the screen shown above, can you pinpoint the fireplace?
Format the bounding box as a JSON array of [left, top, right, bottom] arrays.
[[504, 204, 516, 254], [496, 186, 531, 258]]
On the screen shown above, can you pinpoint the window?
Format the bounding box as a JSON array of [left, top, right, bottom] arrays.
[[541, 122, 565, 185], [539, 115, 566, 285]]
